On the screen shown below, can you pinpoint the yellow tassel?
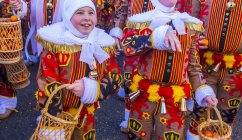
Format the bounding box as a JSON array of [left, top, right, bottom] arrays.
[[133, 73, 144, 84], [223, 55, 235, 68], [204, 51, 213, 59], [87, 104, 95, 115], [147, 84, 161, 102], [130, 82, 138, 92], [130, 74, 143, 92], [205, 58, 214, 66], [171, 85, 185, 103], [204, 51, 214, 66]]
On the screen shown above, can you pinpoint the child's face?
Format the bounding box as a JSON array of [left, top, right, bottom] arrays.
[[70, 7, 96, 35], [158, 0, 176, 7]]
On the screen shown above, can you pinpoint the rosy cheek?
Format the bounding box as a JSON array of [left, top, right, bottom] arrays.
[[70, 16, 81, 29]]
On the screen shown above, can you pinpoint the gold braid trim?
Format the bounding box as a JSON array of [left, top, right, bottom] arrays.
[[126, 20, 205, 32], [35, 34, 116, 55], [184, 22, 205, 32], [126, 20, 152, 30]]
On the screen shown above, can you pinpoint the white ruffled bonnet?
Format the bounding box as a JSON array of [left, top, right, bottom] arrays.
[[62, 0, 97, 38]]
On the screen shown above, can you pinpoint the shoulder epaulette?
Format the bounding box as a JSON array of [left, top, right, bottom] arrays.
[[184, 22, 205, 32], [126, 20, 205, 32], [126, 20, 152, 30], [35, 34, 116, 55]]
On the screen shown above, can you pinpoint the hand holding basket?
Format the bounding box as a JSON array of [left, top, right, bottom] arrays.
[[198, 107, 232, 140], [30, 84, 84, 140]]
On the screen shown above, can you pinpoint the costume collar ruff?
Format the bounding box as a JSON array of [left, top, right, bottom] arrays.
[[128, 8, 204, 33], [36, 22, 115, 65]]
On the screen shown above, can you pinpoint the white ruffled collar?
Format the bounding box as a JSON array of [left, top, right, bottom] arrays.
[[37, 22, 115, 65], [128, 8, 203, 34]]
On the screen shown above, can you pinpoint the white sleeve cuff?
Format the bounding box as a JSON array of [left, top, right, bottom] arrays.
[[153, 25, 173, 50], [80, 77, 98, 104], [109, 28, 123, 39], [13, 0, 28, 19], [195, 85, 216, 107]]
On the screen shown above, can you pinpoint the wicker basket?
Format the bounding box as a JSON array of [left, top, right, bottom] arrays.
[[198, 107, 232, 140], [4, 57, 30, 89], [30, 84, 84, 140], [0, 11, 23, 64]]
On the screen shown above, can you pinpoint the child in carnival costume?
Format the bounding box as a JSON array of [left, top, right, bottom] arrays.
[[119, 0, 218, 139], [0, 0, 27, 120], [10, 0, 118, 66], [187, 0, 242, 139], [35, 0, 122, 139], [111, 0, 195, 133], [109, 0, 156, 133]]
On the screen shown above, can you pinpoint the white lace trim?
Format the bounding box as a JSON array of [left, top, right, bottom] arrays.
[[153, 25, 173, 50], [80, 77, 98, 104], [109, 28, 123, 39], [195, 85, 215, 107]]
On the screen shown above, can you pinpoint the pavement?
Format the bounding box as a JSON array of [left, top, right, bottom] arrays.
[[0, 53, 241, 140]]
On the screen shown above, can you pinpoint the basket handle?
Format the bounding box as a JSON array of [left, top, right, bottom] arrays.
[[17, 10, 19, 20], [207, 107, 223, 137], [42, 84, 84, 121]]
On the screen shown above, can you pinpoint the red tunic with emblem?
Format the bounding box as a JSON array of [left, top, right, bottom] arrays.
[[111, 0, 195, 132], [111, 0, 210, 139], [187, 0, 242, 139], [35, 26, 122, 139], [112, 0, 194, 111]]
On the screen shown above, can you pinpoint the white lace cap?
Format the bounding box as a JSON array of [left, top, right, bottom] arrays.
[[62, 0, 96, 38]]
